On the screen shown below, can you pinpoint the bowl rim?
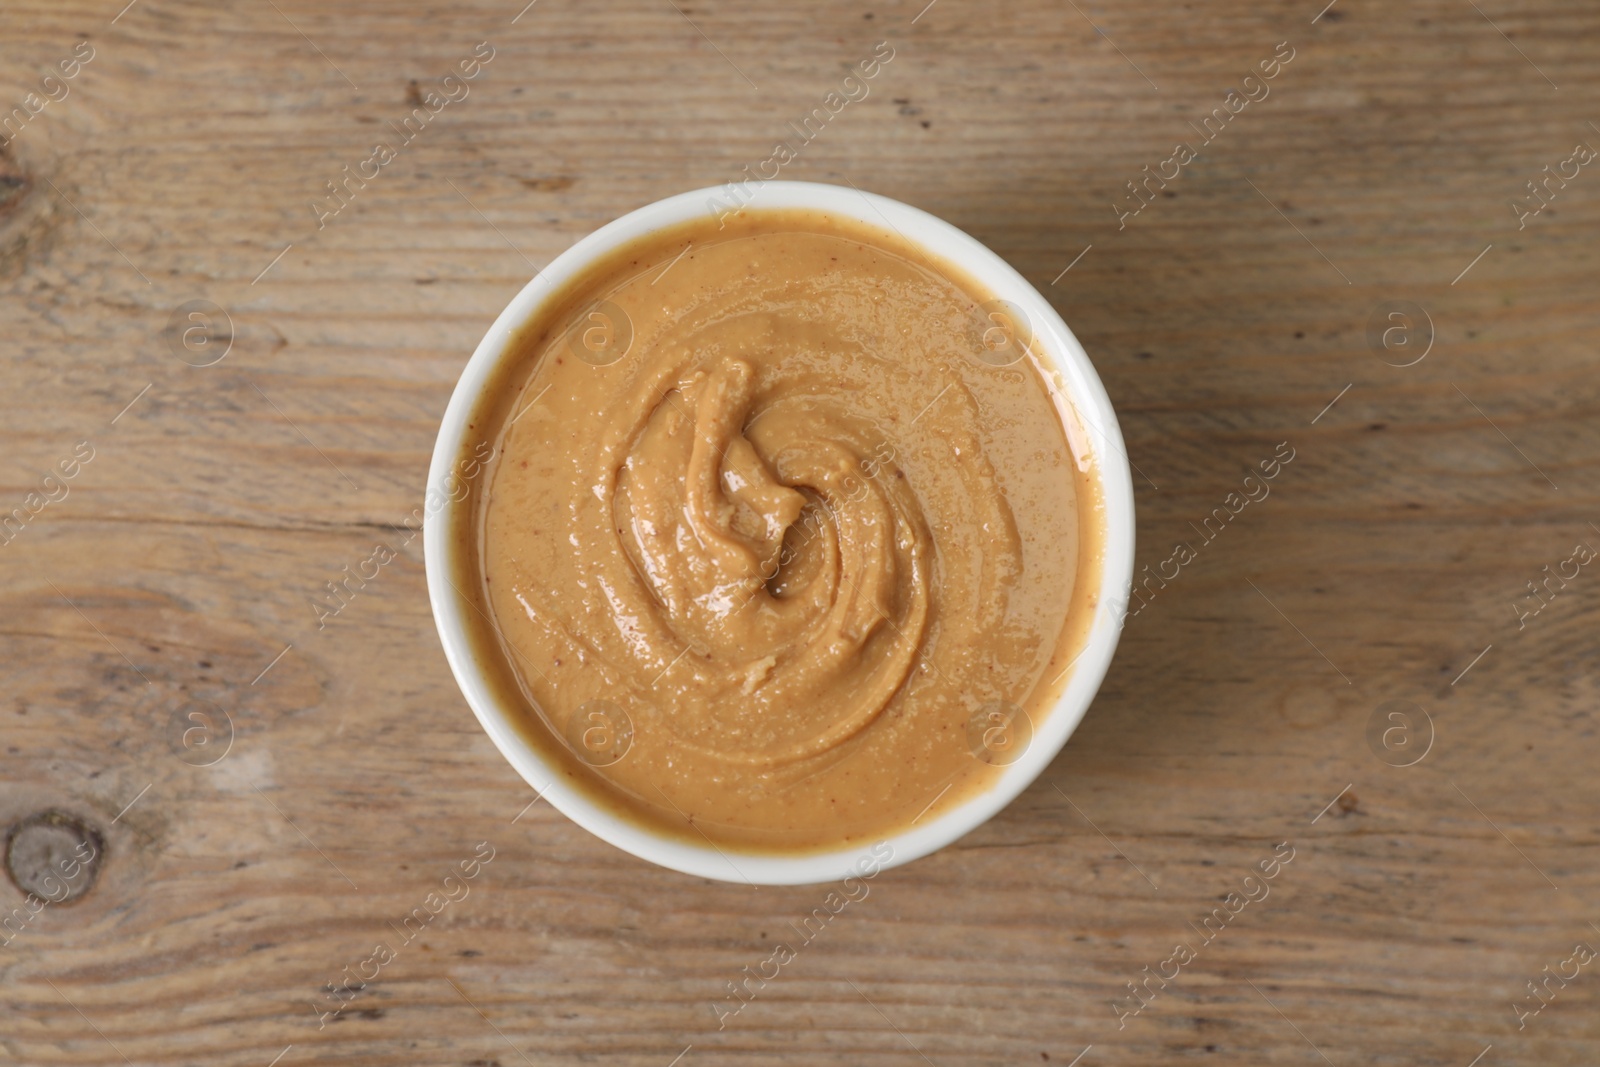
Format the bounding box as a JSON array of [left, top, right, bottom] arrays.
[[424, 179, 1136, 885]]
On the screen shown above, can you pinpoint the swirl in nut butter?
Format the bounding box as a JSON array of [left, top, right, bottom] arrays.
[[469, 209, 1102, 852]]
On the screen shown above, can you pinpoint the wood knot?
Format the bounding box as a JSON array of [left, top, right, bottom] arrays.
[[0, 145, 31, 220], [5, 811, 104, 905], [0, 142, 59, 280]]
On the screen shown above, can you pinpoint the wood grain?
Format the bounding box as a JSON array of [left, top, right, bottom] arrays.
[[2, 0, 1598, 1064]]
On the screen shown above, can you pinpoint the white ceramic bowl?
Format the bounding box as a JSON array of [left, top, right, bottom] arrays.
[[425, 180, 1135, 885]]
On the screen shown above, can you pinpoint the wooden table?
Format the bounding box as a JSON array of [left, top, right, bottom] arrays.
[[3, 0, 1597, 1063]]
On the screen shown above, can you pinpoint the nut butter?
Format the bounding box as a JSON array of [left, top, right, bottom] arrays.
[[452, 207, 1102, 853]]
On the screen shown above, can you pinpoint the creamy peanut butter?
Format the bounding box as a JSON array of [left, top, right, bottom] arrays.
[[454, 207, 1102, 853]]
